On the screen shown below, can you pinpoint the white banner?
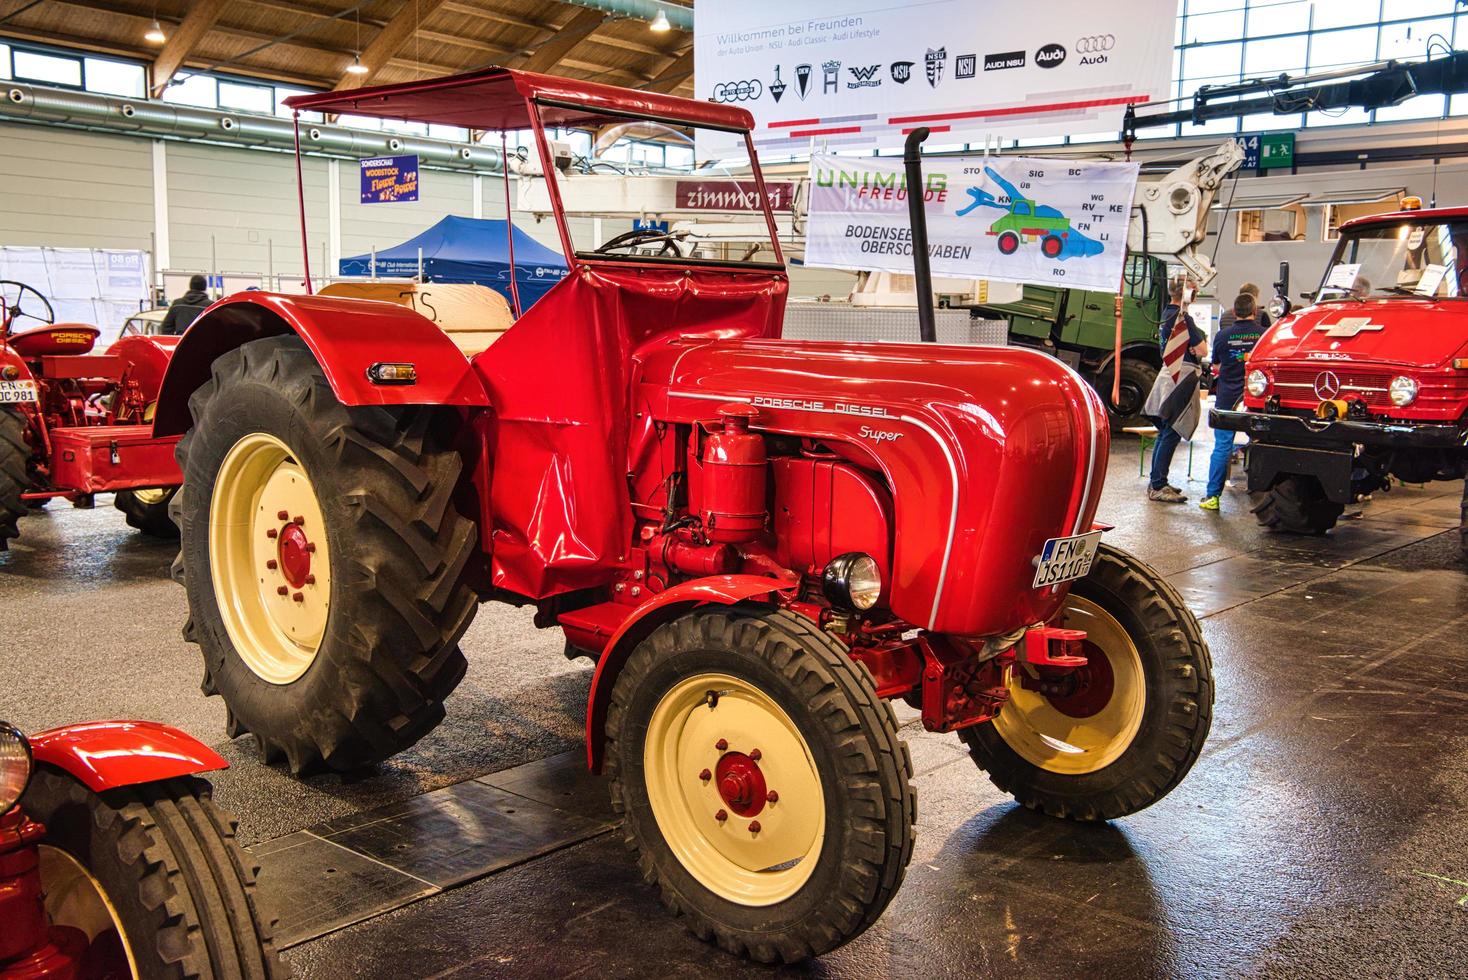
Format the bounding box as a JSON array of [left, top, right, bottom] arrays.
[[805, 153, 1140, 292], [693, 0, 1177, 159], [0, 247, 150, 347]]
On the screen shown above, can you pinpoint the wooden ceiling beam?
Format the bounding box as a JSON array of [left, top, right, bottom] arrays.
[[234, 0, 388, 29], [334, 0, 452, 91], [509, 7, 606, 74], [439, 2, 546, 33], [644, 48, 693, 94], [152, 0, 224, 97]]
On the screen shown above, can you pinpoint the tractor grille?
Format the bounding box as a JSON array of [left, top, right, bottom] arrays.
[[1271, 365, 1393, 408]]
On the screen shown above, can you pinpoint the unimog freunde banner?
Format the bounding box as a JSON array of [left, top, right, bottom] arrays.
[[803, 152, 1141, 292]]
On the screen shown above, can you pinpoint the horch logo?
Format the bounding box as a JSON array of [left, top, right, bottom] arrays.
[[847, 64, 882, 89], [890, 60, 914, 84], [984, 50, 1025, 71], [794, 63, 813, 100], [822, 59, 841, 94], [955, 53, 977, 78], [711, 79, 762, 103], [925, 47, 947, 87], [1076, 33, 1114, 65], [1035, 43, 1067, 68]]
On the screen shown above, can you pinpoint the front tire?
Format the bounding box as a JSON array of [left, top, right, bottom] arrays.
[[1, 407, 30, 548], [996, 231, 1020, 255], [1250, 473, 1344, 535], [174, 336, 478, 773], [21, 767, 284, 979], [1094, 357, 1158, 428], [115, 487, 179, 538], [605, 607, 915, 963], [959, 545, 1213, 820]]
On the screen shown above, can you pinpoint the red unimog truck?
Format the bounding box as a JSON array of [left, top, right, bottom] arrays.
[[1212, 203, 1468, 553], [150, 68, 1213, 962]]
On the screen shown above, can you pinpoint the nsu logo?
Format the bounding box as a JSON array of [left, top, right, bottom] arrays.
[[1035, 43, 1066, 68]]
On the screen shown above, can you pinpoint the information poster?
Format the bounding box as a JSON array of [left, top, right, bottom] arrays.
[[0, 246, 150, 346], [804, 152, 1140, 291], [694, 0, 1178, 159], [360, 155, 420, 203]]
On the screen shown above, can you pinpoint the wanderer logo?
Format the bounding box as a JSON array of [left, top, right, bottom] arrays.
[[1076, 34, 1115, 53], [712, 79, 762, 103], [847, 64, 882, 89]]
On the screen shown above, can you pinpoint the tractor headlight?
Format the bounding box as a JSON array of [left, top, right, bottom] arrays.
[[822, 553, 882, 611], [0, 722, 33, 815], [1246, 369, 1270, 398], [1389, 376, 1418, 407]]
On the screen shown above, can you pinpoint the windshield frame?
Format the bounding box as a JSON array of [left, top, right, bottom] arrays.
[[530, 98, 786, 272], [1316, 217, 1468, 303]]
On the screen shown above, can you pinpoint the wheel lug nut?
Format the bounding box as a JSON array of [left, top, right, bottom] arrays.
[[766, 790, 778, 804], [266, 528, 278, 539], [292, 592, 304, 603], [276, 586, 288, 596], [266, 559, 278, 570], [698, 768, 711, 782], [714, 809, 727, 822], [749, 748, 761, 762], [293, 515, 305, 525], [715, 738, 728, 751], [304, 542, 316, 553], [277, 510, 289, 520], [305, 574, 316, 585], [748, 820, 761, 834]]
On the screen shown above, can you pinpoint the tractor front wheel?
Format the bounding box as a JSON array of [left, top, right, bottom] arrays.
[[0, 408, 30, 548], [174, 335, 478, 772], [959, 544, 1212, 820], [1041, 234, 1064, 258], [997, 231, 1020, 255], [605, 607, 915, 963], [1250, 474, 1344, 535], [21, 767, 284, 978], [115, 486, 179, 537]]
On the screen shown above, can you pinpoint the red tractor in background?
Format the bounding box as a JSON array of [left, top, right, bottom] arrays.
[[153, 69, 1214, 962], [0, 281, 183, 549], [0, 718, 282, 978]]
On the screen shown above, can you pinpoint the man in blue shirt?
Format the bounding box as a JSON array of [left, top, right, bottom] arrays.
[[1200, 292, 1264, 511]]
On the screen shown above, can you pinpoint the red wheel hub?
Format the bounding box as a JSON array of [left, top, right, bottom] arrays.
[[1046, 640, 1115, 719], [276, 523, 313, 589], [714, 751, 768, 817]]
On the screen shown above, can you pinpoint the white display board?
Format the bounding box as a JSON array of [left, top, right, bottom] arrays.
[[804, 153, 1140, 291], [0, 247, 150, 347], [693, 0, 1178, 159]]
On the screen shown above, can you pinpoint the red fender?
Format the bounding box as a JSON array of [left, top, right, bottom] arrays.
[[106, 333, 179, 405], [27, 721, 227, 793], [152, 291, 490, 438], [584, 573, 797, 773], [0, 345, 36, 386]]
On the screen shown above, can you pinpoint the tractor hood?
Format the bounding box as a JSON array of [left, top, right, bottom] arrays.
[[639, 338, 1109, 638], [1254, 300, 1468, 369]]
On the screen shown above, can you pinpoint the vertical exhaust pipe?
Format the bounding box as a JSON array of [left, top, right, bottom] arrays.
[[903, 127, 937, 343]]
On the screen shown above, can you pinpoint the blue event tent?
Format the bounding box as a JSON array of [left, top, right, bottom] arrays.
[[338, 215, 569, 311]]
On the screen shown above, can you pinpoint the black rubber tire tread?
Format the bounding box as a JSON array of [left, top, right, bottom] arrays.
[[1095, 357, 1158, 429], [20, 766, 287, 980], [116, 487, 181, 538], [1249, 474, 1344, 535], [174, 335, 477, 773], [605, 606, 916, 964], [0, 407, 29, 548], [958, 544, 1213, 821], [1459, 479, 1466, 562]]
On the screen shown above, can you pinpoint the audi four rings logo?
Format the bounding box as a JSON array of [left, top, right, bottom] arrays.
[[1076, 34, 1116, 53], [1313, 371, 1341, 400], [712, 80, 762, 103]]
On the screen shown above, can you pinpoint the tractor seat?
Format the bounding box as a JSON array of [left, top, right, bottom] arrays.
[[8, 323, 99, 357], [317, 281, 513, 357]]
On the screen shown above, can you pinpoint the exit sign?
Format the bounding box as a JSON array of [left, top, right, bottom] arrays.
[[1237, 132, 1295, 170]]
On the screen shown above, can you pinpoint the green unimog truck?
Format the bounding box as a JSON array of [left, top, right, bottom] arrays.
[[973, 252, 1167, 427]]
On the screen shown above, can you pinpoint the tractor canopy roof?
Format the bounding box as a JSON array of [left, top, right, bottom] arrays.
[[282, 67, 753, 134]]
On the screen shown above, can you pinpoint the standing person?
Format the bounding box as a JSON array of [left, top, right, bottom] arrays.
[[1216, 282, 1272, 333], [1142, 276, 1208, 503], [1200, 292, 1264, 511], [160, 275, 212, 336]]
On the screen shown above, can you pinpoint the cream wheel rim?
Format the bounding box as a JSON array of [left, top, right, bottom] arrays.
[[209, 432, 331, 684], [38, 844, 140, 978], [132, 486, 171, 506], [994, 596, 1146, 775], [643, 672, 826, 907]]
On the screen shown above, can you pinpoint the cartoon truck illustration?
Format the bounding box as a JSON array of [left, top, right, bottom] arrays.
[[958, 167, 1104, 260]]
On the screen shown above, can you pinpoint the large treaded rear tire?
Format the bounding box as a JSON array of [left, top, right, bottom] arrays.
[[0, 408, 29, 549], [1250, 473, 1344, 535], [1095, 357, 1158, 429], [174, 335, 478, 773], [21, 767, 286, 979], [1459, 479, 1467, 562], [605, 607, 916, 963], [116, 487, 180, 538], [959, 545, 1213, 821]]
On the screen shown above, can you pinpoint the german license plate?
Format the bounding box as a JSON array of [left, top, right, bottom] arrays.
[[0, 379, 38, 404], [1033, 530, 1103, 589]]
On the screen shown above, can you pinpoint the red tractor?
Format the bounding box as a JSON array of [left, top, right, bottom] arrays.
[[0, 719, 282, 977], [0, 281, 183, 549], [152, 69, 1214, 962]]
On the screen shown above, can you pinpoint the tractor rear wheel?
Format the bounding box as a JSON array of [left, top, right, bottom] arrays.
[[174, 335, 478, 773], [0, 408, 29, 549], [959, 545, 1212, 820], [1250, 474, 1344, 535], [605, 607, 915, 963], [1459, 478, 1466, 562], [1041, 234, 1064, 258], [115, 486, 179, 537], [997, 231, 1020, 255], [1094, 357, 1157, 429], [21, 767, 285, 979]]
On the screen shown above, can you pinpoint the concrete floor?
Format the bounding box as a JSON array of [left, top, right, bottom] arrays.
[[4, 437, 1467, 977]]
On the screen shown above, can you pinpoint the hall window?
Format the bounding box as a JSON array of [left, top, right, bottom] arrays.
[[1236, 205, 1306, 243]]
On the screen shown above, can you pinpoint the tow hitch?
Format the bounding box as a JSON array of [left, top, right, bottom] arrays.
[[1023, 625, 1088, 667]]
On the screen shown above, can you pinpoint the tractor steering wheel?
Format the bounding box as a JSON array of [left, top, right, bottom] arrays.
[[594, 228, 684, 257], [0, 280, 55, 336]]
